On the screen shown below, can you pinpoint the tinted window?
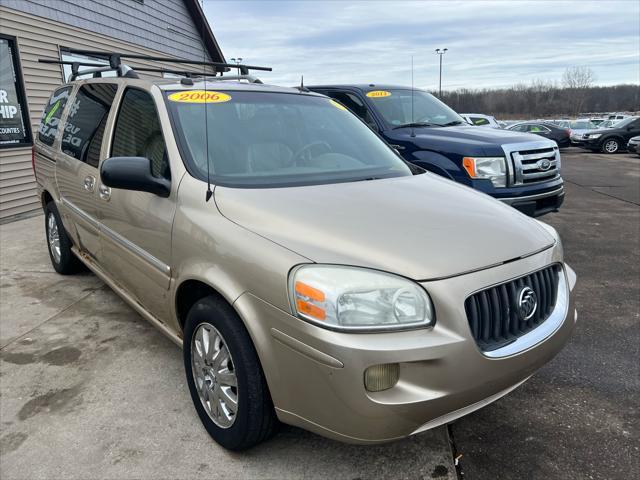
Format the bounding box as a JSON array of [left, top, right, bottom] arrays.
[[165, 90, 411, 188], [61, 84, 117, 167], [38, 86, 72, 147], [111, 89, 169, 180], [511, 124, 526, 132], [327, 92, 376, 128], [471, 117, 490, 126]]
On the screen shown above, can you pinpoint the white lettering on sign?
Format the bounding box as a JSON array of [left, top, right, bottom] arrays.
[[0, 90, 8, 103], [0, 105, 18, 119]]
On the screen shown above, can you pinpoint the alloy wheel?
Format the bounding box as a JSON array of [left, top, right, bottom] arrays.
[[191, 323, 239, 428], [47, 212, 61, 264], [604, 140, 619, 153]]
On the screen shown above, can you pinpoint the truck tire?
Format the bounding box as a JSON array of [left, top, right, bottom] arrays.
[[602, 138, 621, 154], [44, 201, 84, 274], [183, 295, 277, 450]]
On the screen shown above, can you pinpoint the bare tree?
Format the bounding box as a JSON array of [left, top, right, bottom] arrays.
[[562, 66, 596, 89], [562, 66, 596, 115]]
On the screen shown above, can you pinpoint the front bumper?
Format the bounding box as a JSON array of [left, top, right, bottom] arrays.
[[628, 142, 639, 153], [499, 185, 565, 217], [234, 249, 577, 444]]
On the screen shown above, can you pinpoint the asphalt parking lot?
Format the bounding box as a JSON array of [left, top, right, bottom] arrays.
[[0, 148, 638, 479]]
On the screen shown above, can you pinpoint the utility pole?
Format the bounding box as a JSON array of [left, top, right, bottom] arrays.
[[435, 48, 448, 98]]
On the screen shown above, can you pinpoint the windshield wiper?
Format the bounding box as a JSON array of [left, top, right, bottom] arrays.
[[436, 120, 464, 127], [392, 122, 438, 130]]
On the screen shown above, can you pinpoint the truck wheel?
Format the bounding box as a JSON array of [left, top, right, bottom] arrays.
[[44, 201, 84, 274], [183, 295, 277, 450], [602, 138, 620, 154]]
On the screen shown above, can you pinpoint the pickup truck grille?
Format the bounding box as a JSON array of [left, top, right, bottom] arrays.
[[511, 147, 560, 185], [464, 264, 561, 352]]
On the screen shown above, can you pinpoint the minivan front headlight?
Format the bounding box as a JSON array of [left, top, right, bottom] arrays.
[[462, 156, 507, 187], [289, 265, 434, 331]]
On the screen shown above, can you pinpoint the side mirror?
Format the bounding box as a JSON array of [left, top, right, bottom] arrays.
[[101, 157, 170, 198]]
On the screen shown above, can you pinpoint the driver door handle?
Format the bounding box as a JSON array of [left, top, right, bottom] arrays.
[[99, 184, 111, 201], [83, 175, 96, 192]]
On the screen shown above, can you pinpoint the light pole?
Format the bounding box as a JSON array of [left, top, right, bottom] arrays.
[[435, 48, 447, 98], [230, 57, 243, 76]]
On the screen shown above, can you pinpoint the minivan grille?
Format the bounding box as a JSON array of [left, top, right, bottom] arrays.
[[511, 147, 559, 185], [464, 264, 561, 352]]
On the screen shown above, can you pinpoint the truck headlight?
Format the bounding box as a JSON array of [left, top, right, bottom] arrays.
[[462, 156, 507, 187], [289, 265, 435, 331]]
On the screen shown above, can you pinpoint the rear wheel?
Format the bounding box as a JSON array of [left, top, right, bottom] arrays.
[[44, 201, 84, 274], [602, 138, 620, 154], [183, 295, 277, 450]]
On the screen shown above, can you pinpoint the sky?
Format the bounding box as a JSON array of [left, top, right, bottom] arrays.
[[203, 0, 640, 91]]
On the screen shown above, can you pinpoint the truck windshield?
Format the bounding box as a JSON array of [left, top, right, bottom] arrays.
[[164, 90, 412, 187], [365, 89, 465, 128]]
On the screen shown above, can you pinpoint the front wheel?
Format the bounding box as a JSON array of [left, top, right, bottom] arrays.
[[183, 296, 277, 450], [602, 138, 620, 154]]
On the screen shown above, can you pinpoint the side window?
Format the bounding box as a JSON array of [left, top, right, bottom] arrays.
[[38, 86, 72, 146], [471, 117, 490, 126], [111, 89, 170, 180], [511, 124, 525, 132], [328, 92, 377, 129], [61, 84, 117, 167]]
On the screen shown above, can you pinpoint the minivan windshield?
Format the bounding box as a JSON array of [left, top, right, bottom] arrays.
[[365, 89, 465, 128], [165, 90, 412, 187]]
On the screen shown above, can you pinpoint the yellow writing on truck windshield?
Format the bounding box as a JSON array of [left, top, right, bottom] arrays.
[[168, 91, 232, 103], [366, 90, 392, 98]]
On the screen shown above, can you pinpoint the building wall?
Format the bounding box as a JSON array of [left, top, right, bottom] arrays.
[[2, 0, 213, 61], [0, 5, 217, 220]]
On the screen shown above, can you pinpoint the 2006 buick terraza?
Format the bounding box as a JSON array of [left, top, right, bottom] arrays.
[[35, 72, 577, 450]]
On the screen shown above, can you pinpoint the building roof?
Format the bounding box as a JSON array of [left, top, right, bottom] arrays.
[[183, 0, 225, 63]]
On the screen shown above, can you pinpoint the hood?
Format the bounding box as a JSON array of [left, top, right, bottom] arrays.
[[387, 125, 552, 155], [214, 174, 555, 280]]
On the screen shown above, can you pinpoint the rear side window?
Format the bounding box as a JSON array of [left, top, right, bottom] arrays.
[[38, 86, 72, 146], [471, 117, 490, 126], [61, 83, 117, 167], [111, 88, 169, 180]]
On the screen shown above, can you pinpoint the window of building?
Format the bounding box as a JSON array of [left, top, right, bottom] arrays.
[[0, 34, 32, 149], [61, 83, 117, 167], [60, 49, 116, 82], [38, 86, 72, 147], [111, 88, 170, 179]]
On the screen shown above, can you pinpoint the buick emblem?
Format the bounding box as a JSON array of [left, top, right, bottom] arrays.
[[517, 286, 537, 321], [537, 159, 552, 171]]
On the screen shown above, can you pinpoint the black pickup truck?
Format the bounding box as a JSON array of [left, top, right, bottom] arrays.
[[308, 84, 564, 217]]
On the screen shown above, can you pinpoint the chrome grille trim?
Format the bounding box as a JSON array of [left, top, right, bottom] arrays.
[[501, 140, 562, 186]]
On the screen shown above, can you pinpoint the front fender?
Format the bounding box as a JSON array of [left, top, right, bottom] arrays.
[[407, 150, 461, 180]]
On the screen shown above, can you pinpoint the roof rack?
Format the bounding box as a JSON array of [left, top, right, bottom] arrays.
[[39, 49, 272, 82]]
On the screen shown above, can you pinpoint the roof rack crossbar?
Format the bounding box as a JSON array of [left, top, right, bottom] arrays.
[[63, 49, 272, 74]]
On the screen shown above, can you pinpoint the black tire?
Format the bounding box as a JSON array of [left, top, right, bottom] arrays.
[[44, 201, 84, 275], [183, 295, 277, 450], [601, 138, 620, 154]]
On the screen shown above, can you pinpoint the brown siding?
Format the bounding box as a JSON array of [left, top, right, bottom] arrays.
[[0, 6, 214, 220]]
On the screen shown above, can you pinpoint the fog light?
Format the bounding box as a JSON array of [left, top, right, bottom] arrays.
[[364, 363, 399, 392]]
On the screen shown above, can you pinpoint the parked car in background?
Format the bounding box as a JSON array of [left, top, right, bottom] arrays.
[[608, 113, 630, 121], [596, 119, 620, 129], [580, 117, 640, 153], [308, 84, 565, 217], [460, 113, 502, 129], [34, 72, 578, 450], [506, 122, 571, 148], [569, 119, 598, 145], [627, 136, 640, 155], [553, 120, 571, 129]]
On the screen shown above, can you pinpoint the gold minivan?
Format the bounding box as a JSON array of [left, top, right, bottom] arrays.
[[34, 71, 577, 450]]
